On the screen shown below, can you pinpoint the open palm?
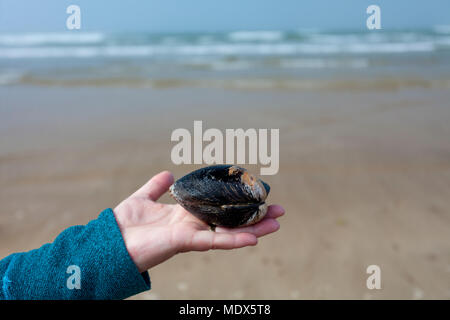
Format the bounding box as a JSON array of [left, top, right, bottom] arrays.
[[114, 171, 284, 272]]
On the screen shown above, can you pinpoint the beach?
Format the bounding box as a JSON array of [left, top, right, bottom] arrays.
[[1, 29, 450, 299], [1, 85, 450, 299]]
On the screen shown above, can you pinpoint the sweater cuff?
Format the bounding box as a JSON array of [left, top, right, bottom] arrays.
[[1, 208, 150, 300]]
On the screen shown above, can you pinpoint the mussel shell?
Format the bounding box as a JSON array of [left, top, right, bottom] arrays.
[[170, 165, 270, 228]]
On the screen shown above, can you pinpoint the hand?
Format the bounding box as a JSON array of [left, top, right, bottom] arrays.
[[114, 171, 285, 273]]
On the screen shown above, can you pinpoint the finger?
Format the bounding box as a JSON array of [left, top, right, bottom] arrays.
[[264, 204, 285, 219], [216, 218, 280, 237], [133, 171, 174, 201], [190, 231, 257, 251]]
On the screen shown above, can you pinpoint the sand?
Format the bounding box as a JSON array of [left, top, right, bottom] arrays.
[[1, 85, 450, 299]]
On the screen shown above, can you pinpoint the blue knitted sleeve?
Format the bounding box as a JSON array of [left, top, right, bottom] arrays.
[[0, 208, 150, 300]]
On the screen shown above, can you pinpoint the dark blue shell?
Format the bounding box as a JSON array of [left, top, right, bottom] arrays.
[[170, 165, 270, 228]]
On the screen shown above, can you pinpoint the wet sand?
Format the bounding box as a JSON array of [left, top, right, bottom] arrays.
[[1, 86, 450, 299]]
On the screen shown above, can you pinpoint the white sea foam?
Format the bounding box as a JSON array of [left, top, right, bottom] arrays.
[[0, 32, 105, 46], [280, 58, 368, 69], [228, 30, 283, 42], [433, 25, 450, 34], [0, 40, 438, 59], [436, 36, 450, 46], [0, 29, 447, 59], [345, 41, 435, 53]]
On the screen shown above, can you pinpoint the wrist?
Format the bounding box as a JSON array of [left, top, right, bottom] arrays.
[[120, 226, 146, 273], [120, 223, 179, 273], [112, 206, 146, 272]]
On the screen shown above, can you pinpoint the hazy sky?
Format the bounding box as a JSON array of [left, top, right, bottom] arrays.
[[0, 0, 449, 32]]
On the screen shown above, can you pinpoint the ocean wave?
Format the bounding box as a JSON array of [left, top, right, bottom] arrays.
[[1, 29, 449, 59], [346, 41, 435, 53], [179, 57, 369, 71], [436, 36, 450, 46], [433, 25, 450, 34], [0, 32, 105, 46], [280, 58, 368, 69], [228, 31, 284, 42], [0, 41, 439, 59], [6, 75, 450, 91]]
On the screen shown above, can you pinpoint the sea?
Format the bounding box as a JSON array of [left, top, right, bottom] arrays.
[[1, 28, 450, 90]]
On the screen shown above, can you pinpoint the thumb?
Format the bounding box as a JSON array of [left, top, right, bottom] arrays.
[[133, 171, 174, 201]]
